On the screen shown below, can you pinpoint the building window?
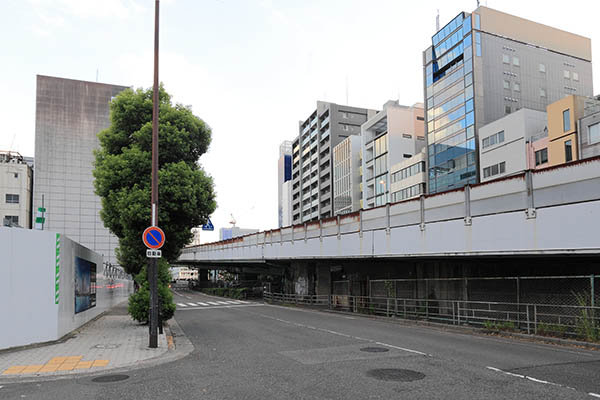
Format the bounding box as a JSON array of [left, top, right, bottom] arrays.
[[483, 161, 506, 179], [535, 148, 548, 166], [416, 116, 424, 121], [3, 215, 19, 226], [540, 88, 546, 97], [5, 194, 19, 204], [564, 140, 573, 162], [505, 105, 511, 115], [563, 109, 571, 132], [564, 70, 570, 79], [589, 122, 600, 144], [513, 82, 520, 92], [482, 130, 505, 149], [512, 56, 519, 66], [14, 173, 18, 178], [539, 63, 546, 73], [502, 54, 510, 64], [503, 80, 510, 89], [573, 72, 579, 81]]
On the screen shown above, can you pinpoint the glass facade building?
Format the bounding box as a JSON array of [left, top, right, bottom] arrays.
[[424, 6, 593, 194], [424, 12, 478, 194]]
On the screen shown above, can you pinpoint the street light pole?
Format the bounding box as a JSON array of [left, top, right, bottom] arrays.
[[148, 0, 160, 349]]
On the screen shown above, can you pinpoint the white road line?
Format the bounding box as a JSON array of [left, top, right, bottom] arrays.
[[237, 300, 249, 304], [224, 301, 240, 304], [186, 303, 197, 306], [486, 366, 578, 391], [374, 341, 429, 356], [251, 311, 428, 357], [177, 303, 187, 307], [589, 393, 600, 398], [177, 304, 264, 311], [196, 302, 209, 306], [215, 301, 230, 305], [207, 302, 221, 305]]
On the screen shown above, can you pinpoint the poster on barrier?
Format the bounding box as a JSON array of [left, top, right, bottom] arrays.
[[74, 256, 97, 313]]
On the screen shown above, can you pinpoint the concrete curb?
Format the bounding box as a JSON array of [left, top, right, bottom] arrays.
[[0, 317, 195, 385], [265, 301, 600, 352]]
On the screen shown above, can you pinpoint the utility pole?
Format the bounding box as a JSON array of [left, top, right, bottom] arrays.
[[148, 0, 160, 349]]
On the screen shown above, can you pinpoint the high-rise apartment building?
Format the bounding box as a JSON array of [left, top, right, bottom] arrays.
[[424, 6, 593, 194], [277, 141, 293, 227], [33, 75, 128, 264], [291, 101, 375, 224], [0, 151, 33, 228], [332, 135, 361, 215], [361, 101, 425, 209]]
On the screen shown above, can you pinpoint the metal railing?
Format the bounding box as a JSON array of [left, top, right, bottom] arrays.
[[263, 292, 600, 342]]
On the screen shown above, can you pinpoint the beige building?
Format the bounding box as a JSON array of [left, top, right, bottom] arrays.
[[389, 149, 426, 203], [547, 95, 600, 166], [0, 151, 33, 228]]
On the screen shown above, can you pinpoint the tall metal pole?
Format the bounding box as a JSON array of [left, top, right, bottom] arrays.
[[148, 0, 160, 349]]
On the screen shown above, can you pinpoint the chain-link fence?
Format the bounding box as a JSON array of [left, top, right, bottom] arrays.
[[369, 275, 598, 307], [265, 275, 600, 342]]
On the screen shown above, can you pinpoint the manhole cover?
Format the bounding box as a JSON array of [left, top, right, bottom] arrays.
[[366, 369, 425, 382], [93, 344, 120, 349], [360, 347, 390, 353], [91, 374, 130, 383]]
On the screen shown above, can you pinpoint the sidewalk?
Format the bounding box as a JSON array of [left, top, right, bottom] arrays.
[[0, 302, 171, 382]]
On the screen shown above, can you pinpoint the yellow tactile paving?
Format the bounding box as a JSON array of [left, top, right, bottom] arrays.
[[2, 366, 27, 375], [48, 356, 68, 363], [21, 365, 44, 374], [2, 356, 111, 375], [38, 365, 59, 373], [75, 361, 93, 369]]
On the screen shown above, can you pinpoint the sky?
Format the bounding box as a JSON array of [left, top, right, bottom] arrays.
[[1, 0, 598, 243]]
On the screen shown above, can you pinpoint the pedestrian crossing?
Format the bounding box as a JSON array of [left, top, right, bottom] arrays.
[[176, 300, 253, 309]]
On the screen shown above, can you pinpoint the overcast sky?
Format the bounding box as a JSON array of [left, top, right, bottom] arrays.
[[1, 0, 598, 243]]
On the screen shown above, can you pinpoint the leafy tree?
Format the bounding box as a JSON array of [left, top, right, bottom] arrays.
[[94, 85, 216, 277], [128, 259, 176, 323]]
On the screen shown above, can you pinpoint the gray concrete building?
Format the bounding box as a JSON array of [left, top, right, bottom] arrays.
[[424, 6, 593, 194], [332, 135, 361, 215], [33, 75, 128, 265], [478, 108, 547, 182], [291, 101, 375, 224]]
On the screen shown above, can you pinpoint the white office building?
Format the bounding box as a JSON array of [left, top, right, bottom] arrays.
[[0, 151, 33, 228], [362, 101, 425, 209], [478, 108, 547, 182]]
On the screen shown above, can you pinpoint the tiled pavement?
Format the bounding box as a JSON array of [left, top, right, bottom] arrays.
[[0, 303, 168, 379]]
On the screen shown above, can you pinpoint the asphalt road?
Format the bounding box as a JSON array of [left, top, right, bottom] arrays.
[[2, 289, 599, 399]]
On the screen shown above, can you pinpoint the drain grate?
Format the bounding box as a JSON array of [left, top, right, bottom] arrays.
[[91, 374, 130, 383], [366, 368, 425, 382], [360, 347, 390, 353]]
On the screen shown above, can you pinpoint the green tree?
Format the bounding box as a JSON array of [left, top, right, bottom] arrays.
[[94, 84, 215, 286]]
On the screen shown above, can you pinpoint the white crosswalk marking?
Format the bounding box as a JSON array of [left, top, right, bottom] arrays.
[[187, 303, 197, 306], [237, 300, 249, 304], [177, 303, 187, 307], [207, 302, 220, 305], [215, 301, 230, 305], [196, 302, 209, 306]]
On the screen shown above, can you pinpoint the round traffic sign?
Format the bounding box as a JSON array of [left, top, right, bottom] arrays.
[[142, 226, 166, 249]]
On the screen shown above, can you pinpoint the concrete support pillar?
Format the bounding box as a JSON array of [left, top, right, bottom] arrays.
[[316, 264, 331, 296], [289, 261, 315, 295]]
